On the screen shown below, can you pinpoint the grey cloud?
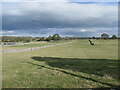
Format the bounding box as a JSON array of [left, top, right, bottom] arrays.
[[2, 2, 118, 37], [1, 27, 117, 37]]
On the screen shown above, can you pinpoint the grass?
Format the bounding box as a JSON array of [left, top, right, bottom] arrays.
[[2, 39, 119, 88]]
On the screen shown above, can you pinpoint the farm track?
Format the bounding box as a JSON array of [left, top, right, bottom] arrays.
[[1, 42, 72, 54]]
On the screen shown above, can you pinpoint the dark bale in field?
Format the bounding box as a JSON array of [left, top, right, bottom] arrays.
[[89, 39, 94, 45]]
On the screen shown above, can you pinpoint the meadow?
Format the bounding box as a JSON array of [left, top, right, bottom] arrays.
[[2, 39, 119, 88]]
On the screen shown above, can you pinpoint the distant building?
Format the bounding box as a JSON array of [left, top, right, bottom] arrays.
[[101, 33, 109, 39]]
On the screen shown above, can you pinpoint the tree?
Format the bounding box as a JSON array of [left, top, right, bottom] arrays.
[[52, 34, 61, 41], [46, 36, 53, 41], [92, 36, 95, 39], [111, 35, 117, 39], [101, 33, 109, 39]]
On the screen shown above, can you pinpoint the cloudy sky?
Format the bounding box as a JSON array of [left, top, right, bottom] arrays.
[[1, 0, 118, 37]]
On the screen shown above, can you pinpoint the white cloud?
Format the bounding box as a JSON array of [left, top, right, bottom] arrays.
[[0, 31, 15, 34], [7, 10, 23, 16], [3, 2, 117, 21], [81, 29, 86, 32]]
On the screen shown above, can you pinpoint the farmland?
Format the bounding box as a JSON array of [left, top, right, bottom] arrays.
[[2, 39, 119, 88]]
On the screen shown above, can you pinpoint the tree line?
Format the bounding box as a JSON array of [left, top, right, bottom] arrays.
[[1, 34, 118, 42], [1, 34, 61, 42], [1, 36, 32, 42]]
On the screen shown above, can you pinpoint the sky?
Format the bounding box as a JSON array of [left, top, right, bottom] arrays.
[[1, 0, 118, 37]]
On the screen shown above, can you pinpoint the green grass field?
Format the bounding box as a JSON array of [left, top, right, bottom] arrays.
[[2, 40, 119, 88]]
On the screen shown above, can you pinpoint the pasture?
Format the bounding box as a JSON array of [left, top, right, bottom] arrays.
[[2, 39, 119, 88]]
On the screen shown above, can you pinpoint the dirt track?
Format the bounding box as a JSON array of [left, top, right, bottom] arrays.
[[1, 42, 72, 54]]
